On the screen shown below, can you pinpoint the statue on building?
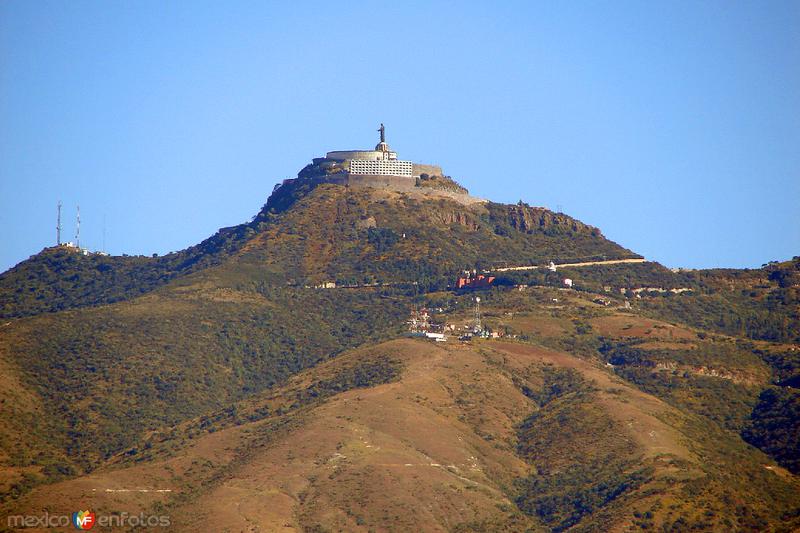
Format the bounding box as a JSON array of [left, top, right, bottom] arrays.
[[378, 123, 385, 143]]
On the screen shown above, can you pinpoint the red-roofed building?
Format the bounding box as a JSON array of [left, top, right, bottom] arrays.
[[455, 271, 495, 290]]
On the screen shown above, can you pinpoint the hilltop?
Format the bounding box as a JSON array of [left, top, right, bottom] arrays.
[[1, 166, 798, 531]]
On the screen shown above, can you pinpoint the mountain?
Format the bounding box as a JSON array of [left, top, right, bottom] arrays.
[[1, 171, 798, 532]]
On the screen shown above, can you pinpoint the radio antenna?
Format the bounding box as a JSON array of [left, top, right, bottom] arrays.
[[56, 201, 62, 245], [75, 205, 81, 248]]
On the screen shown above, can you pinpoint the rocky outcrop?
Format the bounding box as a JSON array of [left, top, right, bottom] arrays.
[[427, 209, 481, 230], [507, 204, 601, 236]]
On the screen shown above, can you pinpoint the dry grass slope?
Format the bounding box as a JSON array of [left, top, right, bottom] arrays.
[[7, 338, 798, 532]]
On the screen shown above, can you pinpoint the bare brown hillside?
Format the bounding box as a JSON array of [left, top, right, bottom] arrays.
[[8, 338, 798, 532]]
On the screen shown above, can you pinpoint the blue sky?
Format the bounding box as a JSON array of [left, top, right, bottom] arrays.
[[1, 1, 798, 272]]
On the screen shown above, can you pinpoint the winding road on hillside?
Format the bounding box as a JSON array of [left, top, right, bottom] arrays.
[[493, 257, 647, 272], [309, 257, 649, 290]]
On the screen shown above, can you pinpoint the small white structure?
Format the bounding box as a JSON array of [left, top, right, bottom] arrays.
[[563, 278, 573, 288], [548, 261, 557, 272]]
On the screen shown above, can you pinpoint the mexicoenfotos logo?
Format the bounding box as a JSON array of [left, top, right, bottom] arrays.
[[72, 510, 95, 530], [6, 510, 170, 529]]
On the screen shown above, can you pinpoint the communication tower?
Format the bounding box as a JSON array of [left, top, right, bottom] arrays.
[[56, 201, 62, 245], [474, 296, 482, 332], [75, 205, 81, 248]]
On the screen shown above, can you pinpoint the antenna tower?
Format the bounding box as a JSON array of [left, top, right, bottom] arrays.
[[474, 296, 482, 332], [75, 205, 81, 248], [56, 201, 62, 245]]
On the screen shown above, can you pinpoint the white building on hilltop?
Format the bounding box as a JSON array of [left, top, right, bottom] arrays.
[[325, 124, 414, 178], [273, 124, 447, 195]]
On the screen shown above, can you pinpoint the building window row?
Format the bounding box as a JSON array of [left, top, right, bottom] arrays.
[[349, 159, 413, 177]]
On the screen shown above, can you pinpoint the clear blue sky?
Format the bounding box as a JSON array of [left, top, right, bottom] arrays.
[[1, 1, 798, 272]]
